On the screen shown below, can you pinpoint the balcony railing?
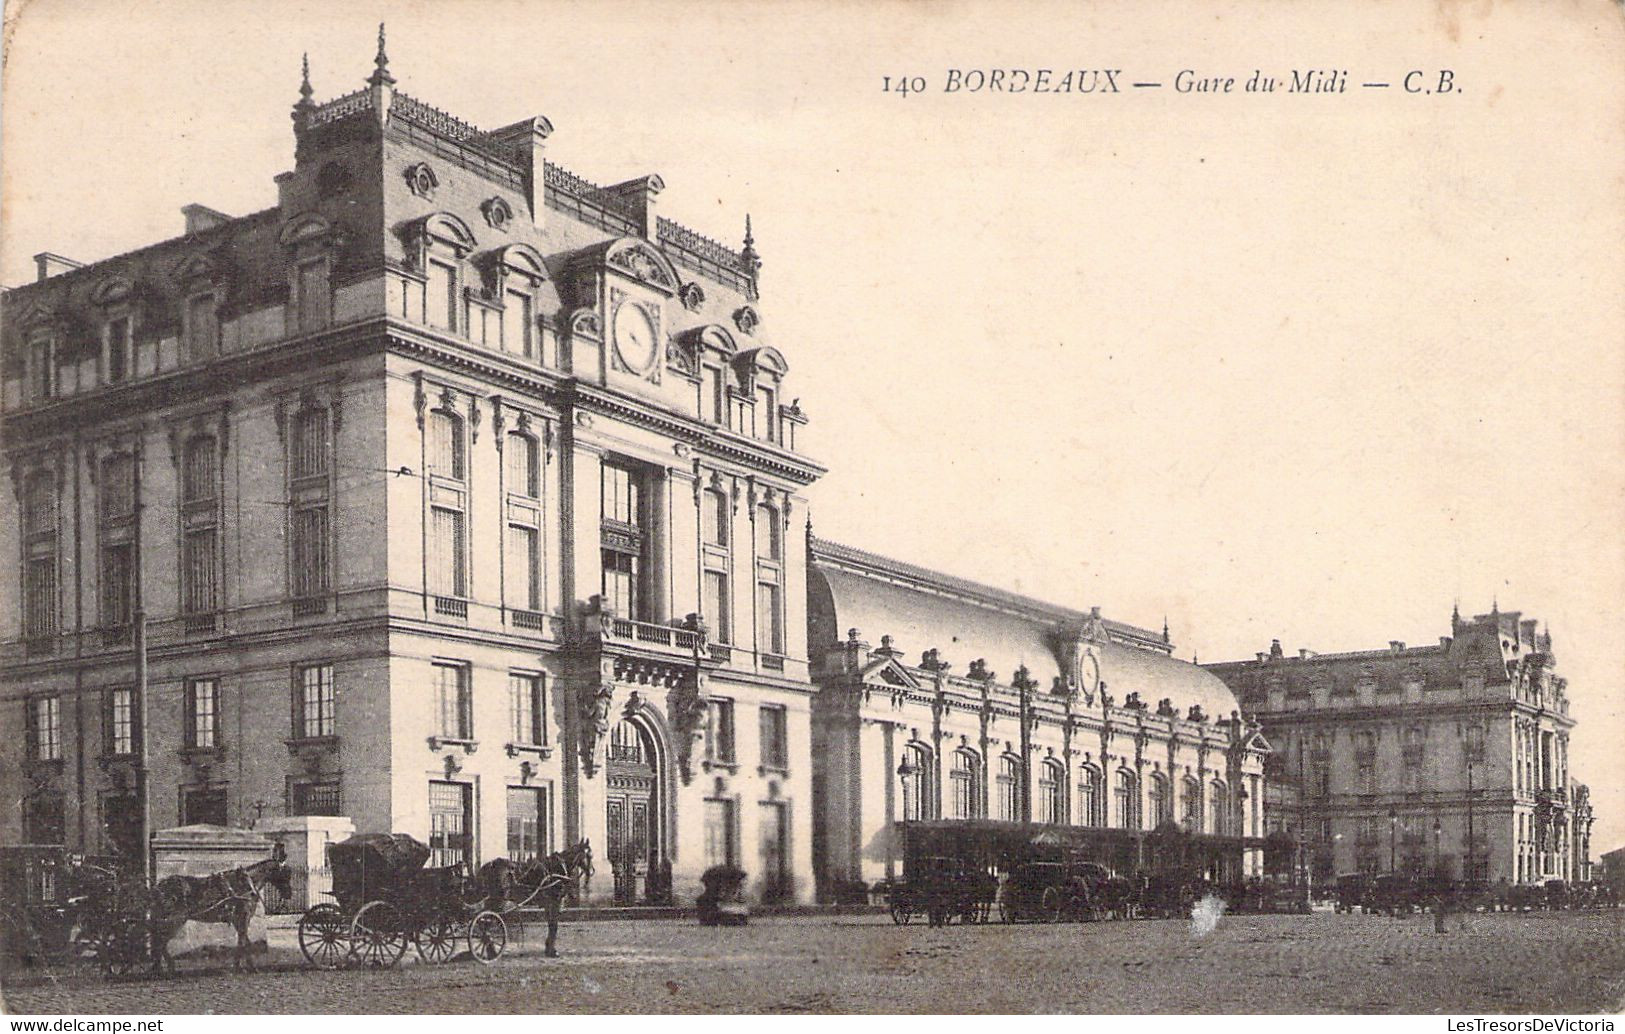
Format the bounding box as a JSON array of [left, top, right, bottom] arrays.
[[709, 643, 734, 664], [183, 612, 218, 635], [510, 609, 546, 633], [604, 617, 703, 651], [291, 597, 329, 618], [761, 654, 785, 672], [433, 597, 468, 620]]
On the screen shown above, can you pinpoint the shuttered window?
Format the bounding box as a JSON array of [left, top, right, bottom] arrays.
[[182, 528, 218, 614], [292, 505, 330, 597]]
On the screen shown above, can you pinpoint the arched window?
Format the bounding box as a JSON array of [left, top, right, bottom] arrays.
[[950, 748, 982, 819], [609, 719, 645, 764], [995, 754, 1023, 821], [1149, 772, 1171, 828], [181, 435, 217, 504], [1115, 769, 1140, 830], [506, 432, 538, 498], [1076, 764, 1103, 827], [1182, 775, 1203, 832], [1209, 780, 1229, 835], [1039, 759, 1066, 825], [428, 410, 465, 481], [900, 742, 933, 822]]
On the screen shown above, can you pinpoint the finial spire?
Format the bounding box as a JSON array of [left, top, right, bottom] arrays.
[[301, 53, 313, 101], [1162, 615, 1170, 644], [370, 22, 396, 87], [741, 213, 762, 301]]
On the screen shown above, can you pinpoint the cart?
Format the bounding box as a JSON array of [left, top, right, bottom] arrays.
[[297, 833, 507, 969]]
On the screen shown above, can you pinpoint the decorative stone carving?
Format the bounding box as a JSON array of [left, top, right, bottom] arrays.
[[732, 306, 759, 335], [578, 682, 615, 777], [481, 196, 514, 231], [608, 242, 677, 289], [680, 282, 705, 311], [668, 678, 709, 785], [569, 308, 602, 339], [405, 162, 438, 199]]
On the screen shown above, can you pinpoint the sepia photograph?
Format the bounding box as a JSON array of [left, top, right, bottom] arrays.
[[0, 0, 1622, 1019]]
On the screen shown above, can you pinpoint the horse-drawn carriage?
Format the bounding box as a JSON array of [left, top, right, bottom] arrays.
[[297, 833, 507, 969], [882, 855, 997, 925]]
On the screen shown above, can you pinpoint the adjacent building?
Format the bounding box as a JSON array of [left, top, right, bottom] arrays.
[[807, 538, 1271, 896], [1, 37, 823, 904], [1204, 607, 1594, 886]]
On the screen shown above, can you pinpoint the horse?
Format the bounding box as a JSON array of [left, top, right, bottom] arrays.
[[477, 839, 592, 958], [147, 844, 292, 974]]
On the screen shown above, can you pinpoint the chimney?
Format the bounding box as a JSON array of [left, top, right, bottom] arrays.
[[1269, 639, 1283, 660], [1389, 640, 1405, 654], [601, 175, 664, 241], [182, 204, 231, 235], [481, 117, 554, 222], [33, 252, 83, 282]]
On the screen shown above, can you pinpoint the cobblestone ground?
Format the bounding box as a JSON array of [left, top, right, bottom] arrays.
[[4, 910, 1623, 1014]]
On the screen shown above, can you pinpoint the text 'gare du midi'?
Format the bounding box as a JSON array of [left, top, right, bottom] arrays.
[[0, 34, 1595, 908]]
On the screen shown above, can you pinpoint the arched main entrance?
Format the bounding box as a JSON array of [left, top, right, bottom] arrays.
[[605, 717, 668, 905]]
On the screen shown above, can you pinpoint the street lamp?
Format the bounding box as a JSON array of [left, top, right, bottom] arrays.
[[1388, 807, 1398, 874]]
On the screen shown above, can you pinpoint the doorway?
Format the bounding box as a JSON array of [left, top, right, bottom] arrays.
[[606, 718, 665, 905]]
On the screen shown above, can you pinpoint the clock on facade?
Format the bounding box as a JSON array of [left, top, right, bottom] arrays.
[[612, 300, 659, 375]]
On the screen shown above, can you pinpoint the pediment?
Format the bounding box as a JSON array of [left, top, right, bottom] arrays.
[[860, 656, 921, 690], [570, 237, 680, 295]]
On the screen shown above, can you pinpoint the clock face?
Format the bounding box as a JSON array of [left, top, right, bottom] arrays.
[[613, 301, 659, 374]]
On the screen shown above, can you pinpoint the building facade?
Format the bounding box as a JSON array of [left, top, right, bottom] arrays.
[[1, 37, 824, 904], [807, 538, 1270, 897], [1204, 607, 1591, 886]]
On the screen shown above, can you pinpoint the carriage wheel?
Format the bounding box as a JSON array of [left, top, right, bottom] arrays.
[[414, 915, 460, 965], [888, 901, 912, 925], [349, 901, 408, 969], [467, 911, 507, 964], [1041, 886, 1066, 923], [100, 917, 147, 978], [298, 904, 350, 970], [998, 895, 1016, 923]]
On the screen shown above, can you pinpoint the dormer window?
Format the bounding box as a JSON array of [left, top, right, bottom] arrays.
[[27, 334, 55, 401], [755, 384, 777, 443], [503, 288, 534, 357], [184, 293, 218, 362], [104, 316, 132, 383], [295, 259, 330, 333], [427, 257, 458, 332]]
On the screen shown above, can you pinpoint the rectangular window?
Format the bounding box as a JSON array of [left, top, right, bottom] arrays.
[[703, 570, 730, 644], [99, 455, 134, 521], [704, 797, 738, 868], [757, 580, 784, 655], [105, 316, 132, 383], [703, 490, 729, 547], [292, 505, 331, 598], [506, 786, 550, 863], [104, 688, 137, 756], [755, 504, 781, 560], [185, 678, 219, 750], [601, 550, 638, 618], [507, 524, 539, 611], [756, 386, 777, 443], [292, 407, 329, 479], [427, 411, 465, 481], [509, 672, 545, 746], [182, 785, 228, 826], [296, 664, 335, 739], [601, 464, 641, 527], [702, 366, 725, 424], [435, 663, 471, 740], [186, 295, 217, 362], [29, 337, 55, 400], [430, 507, 467, 597], [296, 260, 329, 332], [429, 780, 472, 869], [759, 705, 788, 770], [506, 435, 538, 498], [182, 528, 219, 615], [28, 697, 62, 761], [293, 780, 342, 817], [707, 698, 736, 763], [24, 556, 58, 640], [427, 260, 457, 331], [503, 289, 534, 357], [100, 544, 133, 632]]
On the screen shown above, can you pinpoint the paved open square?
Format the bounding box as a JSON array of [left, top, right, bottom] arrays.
[[5, 910, 1623, 1014]]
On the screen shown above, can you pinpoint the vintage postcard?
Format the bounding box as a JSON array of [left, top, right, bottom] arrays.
[[1, 0, 1622, 1018]]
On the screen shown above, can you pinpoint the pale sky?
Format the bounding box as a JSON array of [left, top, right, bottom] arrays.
[[3, 0, 1622, 851]]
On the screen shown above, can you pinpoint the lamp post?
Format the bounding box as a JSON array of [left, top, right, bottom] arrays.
[[1013, 665, 1035, 825], [1388, 807, 1398, 874], [1433, 816, 1443, 880], [1466, 761, 1475, 882]]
